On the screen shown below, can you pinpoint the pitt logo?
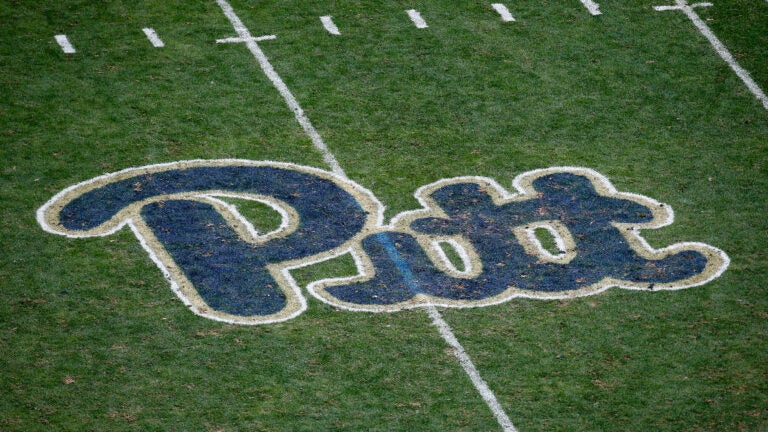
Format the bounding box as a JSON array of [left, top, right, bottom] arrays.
[[37, 160, 729, 324]]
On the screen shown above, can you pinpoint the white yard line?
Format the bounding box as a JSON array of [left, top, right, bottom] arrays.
[[579, 0, 602, 16], [215, 0, 346, 177], [320, 15, 341, 35], [654, 1, 768, 111], [54, 34, 76, 53], [214, 1, 517, 430], [142, 28, 165, 47], [406, 9, 429, 29], [491, 4, 516, 22], [428, 307, 518, 432]]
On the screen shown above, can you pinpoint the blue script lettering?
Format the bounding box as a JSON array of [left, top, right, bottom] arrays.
[[39, 161, 729, 324], [39, 161, 380, 324], [318, 172, 714, 309]]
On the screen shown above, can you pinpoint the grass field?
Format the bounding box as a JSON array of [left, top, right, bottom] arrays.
[[1, 1, 767, 431]]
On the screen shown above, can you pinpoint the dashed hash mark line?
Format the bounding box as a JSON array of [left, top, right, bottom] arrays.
[[55, 34, 76, 53], [142, 28, 165, 47], [50, 3, 614, 56], [320, 15, 341, 35], [580, 0, 602, 15], [491, 4, 516, 22], [406, 9, 429, 29]]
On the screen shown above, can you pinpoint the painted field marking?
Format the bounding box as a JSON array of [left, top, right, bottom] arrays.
[[54, 34, 76, 53], [214, 0, 344, 176], [216, 34, 277, 44], [406, 9, 429, 29], [653, 2, 711, 11], [320, 15, 341, 35], [491, 3, 516, 22], [142, 28, 165, 47], [580, 0, 602, 16], [428, 307, 518, 432], [214, 1, 516, 431], [654, 1, 768, 111]]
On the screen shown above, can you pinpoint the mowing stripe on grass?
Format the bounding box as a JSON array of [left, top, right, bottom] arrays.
[[142, 28, 165, 47], [54, 34, 76, 53], [320, 15, 341, 35], [406, 9, 429, 29], [214, 1, 515, 430], [491, 4, 516, 22], [579, 0, 602, 16], [654, 1, 768, 111]]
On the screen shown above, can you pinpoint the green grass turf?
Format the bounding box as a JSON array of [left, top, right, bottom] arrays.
[[1, 0, 767, 430]]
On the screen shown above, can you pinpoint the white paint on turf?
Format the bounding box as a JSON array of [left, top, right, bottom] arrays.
[[142, 28, 165, 47], [214, 1, 516, 430], [579, 0, 602, 16], [320, 15, 341, 35], [406, 9, 429, 29], [216, 35, 277, 44], [428, 307, 518, 432], [653, 2, 711, 11], [55, 35, 76, 53], [215, 0, 346, 178], [491, 4, 516, 22], [654, 1, 768, 111]]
